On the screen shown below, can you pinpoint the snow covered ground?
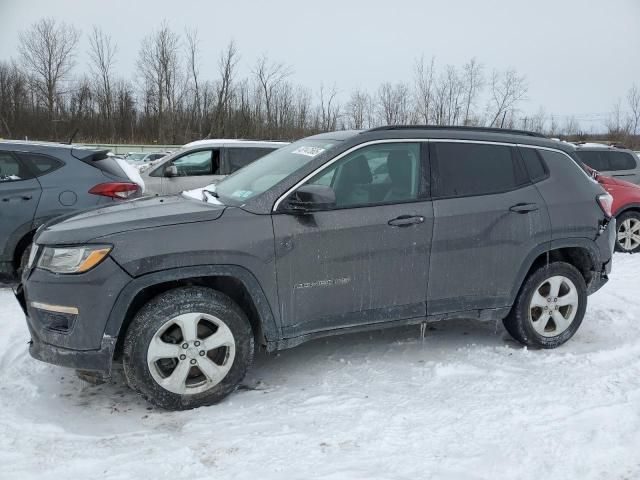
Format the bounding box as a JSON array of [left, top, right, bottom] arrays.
[[1, 255, 640, 480]]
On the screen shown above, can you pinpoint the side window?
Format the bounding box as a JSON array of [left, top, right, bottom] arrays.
[[607, 151, 637, 171], [17, 153, 64, 177], [576, 151, 610, 171], [0, 151, 33, 182], [432, 143, 527, 198], [519, 147, 548, 182], [226, 147, 275, 174], [305, 142, 421, 208], [173, 149, 220, 176]]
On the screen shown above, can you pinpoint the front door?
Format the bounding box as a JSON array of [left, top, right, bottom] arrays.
[[273, 142, 433, 338], [0, 151, 41, 265], [427, 141, 551, 314]]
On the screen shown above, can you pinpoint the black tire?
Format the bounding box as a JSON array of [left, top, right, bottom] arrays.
[[615, 211, 640, 253], [123, 286, 254, 410], [503, 262, 587, 349]]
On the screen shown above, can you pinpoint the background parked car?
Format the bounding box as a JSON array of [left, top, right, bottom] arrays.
[[592, 170, 640, 253], [141, 139, 287, 195], [0, 141, 143, 281], [574, 143, 640, 185]]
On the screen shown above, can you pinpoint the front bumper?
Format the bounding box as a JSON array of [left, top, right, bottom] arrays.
[[18, 256, 132, 373]]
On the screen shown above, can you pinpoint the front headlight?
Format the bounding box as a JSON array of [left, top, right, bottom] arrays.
[[37, 245, 112, 274]]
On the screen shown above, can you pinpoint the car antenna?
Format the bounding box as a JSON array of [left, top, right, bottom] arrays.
[[67, 128, 79, 145]]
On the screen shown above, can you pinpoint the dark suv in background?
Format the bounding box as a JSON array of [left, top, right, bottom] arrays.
[[17, 126, 615, 410], [1, 141, 142, 281]]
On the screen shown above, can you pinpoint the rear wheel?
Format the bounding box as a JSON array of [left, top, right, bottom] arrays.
[[503, 262, 587, 349], [615, 211, 640, 253], [123, 287, 254, 410]]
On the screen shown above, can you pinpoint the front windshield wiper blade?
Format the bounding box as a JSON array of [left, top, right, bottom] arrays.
[[202, 188, 219, 201]]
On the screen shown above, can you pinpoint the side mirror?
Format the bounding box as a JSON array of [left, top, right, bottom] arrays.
[[164, 165, 178, 177], [284, 185, 336, 213]]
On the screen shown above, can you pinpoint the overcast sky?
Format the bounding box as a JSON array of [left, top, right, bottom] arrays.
[[1, 0, 638, 131]]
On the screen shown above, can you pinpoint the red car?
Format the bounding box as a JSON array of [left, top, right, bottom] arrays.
[[596, 173, 640, 253]]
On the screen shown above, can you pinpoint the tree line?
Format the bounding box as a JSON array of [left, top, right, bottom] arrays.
[[0, 18, 638, 147]]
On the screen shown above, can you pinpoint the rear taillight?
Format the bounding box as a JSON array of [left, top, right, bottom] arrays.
[[89, 182, 140, 199], [597, 193, 613, 218]]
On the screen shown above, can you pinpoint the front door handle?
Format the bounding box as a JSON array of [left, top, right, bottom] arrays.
[[388, 215, 425, 227], [509, 203, 539, 214]]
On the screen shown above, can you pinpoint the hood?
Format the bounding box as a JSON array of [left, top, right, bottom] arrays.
[[36, 195, 226, 245]]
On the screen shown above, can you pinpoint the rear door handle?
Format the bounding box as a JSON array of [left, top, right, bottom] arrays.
[[1, 195, 32, 202], [388, 215, 425, 227], [509, 203, 539, 214]]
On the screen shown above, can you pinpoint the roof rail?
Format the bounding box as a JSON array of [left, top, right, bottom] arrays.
[[364, 125, 547, 138]]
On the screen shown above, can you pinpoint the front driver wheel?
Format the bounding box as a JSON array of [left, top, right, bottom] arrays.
[[503, 262, 587, 349], [615, 211, 640, 253], [123, 287, 254, 410]]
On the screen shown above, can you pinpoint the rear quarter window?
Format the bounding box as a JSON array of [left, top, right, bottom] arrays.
[[17, 153, 64, 177], [519, 147, 548, 182]]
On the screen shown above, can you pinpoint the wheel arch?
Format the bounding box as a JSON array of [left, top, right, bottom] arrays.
[[510, 239, 600, 306], [106, 265, 280, 362]]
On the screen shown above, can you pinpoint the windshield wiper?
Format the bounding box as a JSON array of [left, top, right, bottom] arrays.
[[202, 188, 219, 201]]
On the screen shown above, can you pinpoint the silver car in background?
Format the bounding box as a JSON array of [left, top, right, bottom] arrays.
[[574, 143, 640, 185], [140, 139, 288, 196]]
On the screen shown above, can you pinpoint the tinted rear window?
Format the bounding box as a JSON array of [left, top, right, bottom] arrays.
[[575, 151, 610, 171], [607, 151, 636, 170], [432, 143, 527, 197]]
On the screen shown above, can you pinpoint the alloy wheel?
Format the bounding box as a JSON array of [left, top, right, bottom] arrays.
[[146, 312, 236, 395], [617, 218, 640, 252], [528, 275, 579, 338]]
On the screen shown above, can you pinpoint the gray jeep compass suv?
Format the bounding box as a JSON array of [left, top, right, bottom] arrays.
[[17, 126, 616, 410]]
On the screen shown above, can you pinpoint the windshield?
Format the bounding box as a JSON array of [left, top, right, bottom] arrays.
[[127, 153, 147, 162], [214, 139, 338, 203]]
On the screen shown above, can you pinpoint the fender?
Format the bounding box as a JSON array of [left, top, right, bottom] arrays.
[[509, 237, 601, 306], [103, 264, 281, 347]]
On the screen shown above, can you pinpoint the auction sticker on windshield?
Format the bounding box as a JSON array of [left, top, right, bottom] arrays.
[[291, 146, 325, 157]]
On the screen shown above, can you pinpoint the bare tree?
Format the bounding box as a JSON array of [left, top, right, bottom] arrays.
[[627, 84, 640, 136], [606, 99, 631, 138], [18, 18, 80, 126], [486, 68, 527, 127], [137, 22, 182, 142], [433, 66, 464, 125], [212, 40, 239, 137], [253, 54, 292, 135], [413, 55, 436, 124], [461, 58, 483, 125], [184, 28, 203, 138], [88, 26, 117, 137], [345, 88, 372, 129], [377, 82, 410, 125], [317, 83, 340, 131]]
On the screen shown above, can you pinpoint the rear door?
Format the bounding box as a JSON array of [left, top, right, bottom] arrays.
[[0, 151, 42, 266], [222, 147, 277, 175], [427, 141, 550, 314], [273, 141, 433, 337]]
